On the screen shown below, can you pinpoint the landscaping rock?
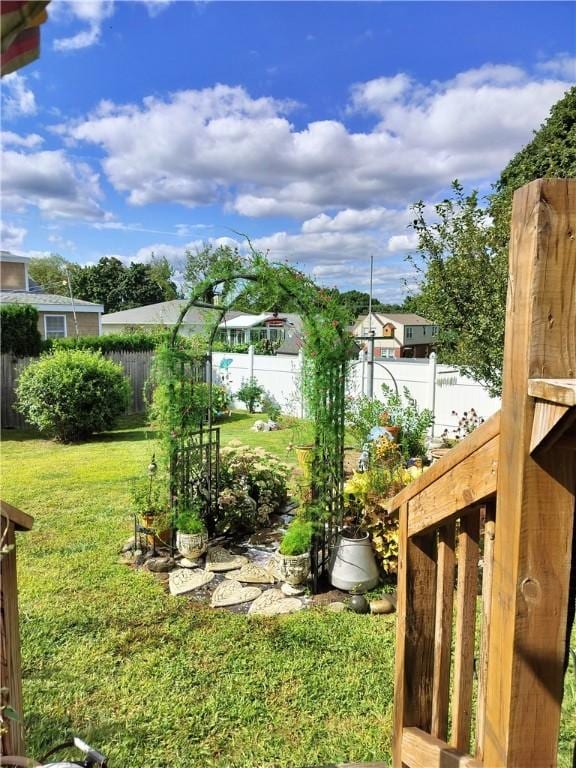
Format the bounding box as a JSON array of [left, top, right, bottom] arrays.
[[327, 601, 347, 613], [211, 580, 262, 608], [370, 597, 396, 615], [146, 556, 176, 573], [348, 594, 370, 614], [281, 582, 305, 596], [248, 528, 283, 547], [248, 589, 303, 616], [205, 547, 248, 572], [224, 563, 275, 584], [121, 536, 137, 553], [169, 568, 214, 596], [178, 557, 200, 569]]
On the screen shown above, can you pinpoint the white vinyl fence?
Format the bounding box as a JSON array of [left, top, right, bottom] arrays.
[[2, 350, 500, 435]]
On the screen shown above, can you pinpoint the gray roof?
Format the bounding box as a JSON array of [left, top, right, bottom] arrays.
[[0, 250, 29, 263], [357, 312, 435, 326], [1, 291, 102, 309], [101, 300, 243, 326]]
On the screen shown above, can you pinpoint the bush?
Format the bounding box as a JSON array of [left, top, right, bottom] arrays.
[[279, 518, 313, 556], [47, 330, 166, 353], [345, 395, 387, 448], [16, 349, 131, 442], [214, 441, 290, 534], [380, 385, 434, 459], [0, 304, 42, 357], [261, 391, 282, 421], [236, 377, 265, 413]]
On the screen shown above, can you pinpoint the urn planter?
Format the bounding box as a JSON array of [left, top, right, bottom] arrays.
[[176, 530, 208, 560], [277, 551, 310, 586]]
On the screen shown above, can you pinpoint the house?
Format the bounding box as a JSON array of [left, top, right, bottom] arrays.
[[216, 312, 303, 346], [101, 300, 242, 336], [0, 251, 103, 339], [353, 311, 438, 358]]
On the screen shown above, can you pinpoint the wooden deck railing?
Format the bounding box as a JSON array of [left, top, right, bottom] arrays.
[[390, 179, 576, 768]]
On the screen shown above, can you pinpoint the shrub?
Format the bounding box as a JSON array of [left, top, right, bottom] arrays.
[[261, 391, 282, 421], [0, 304, 42, 357], [175, 505, 206, 534], [380, 385, 434, 459], [344, 395, 387, 448], [47, 330, 167, 353], [16, 349, 131, 442], [214, 441, 290, 534], [279, 518, 313, 556], [236, 377, 265, 413]]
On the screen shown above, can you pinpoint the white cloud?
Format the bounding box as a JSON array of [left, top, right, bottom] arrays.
[[143, 0, 174, 17], [1, 73, 37, 118], [537, 54, 576, 81], [387, 233, 418, 253], [53, 0, 114, 51], [0, 131, 44, 149], [59, 65, 572, 220], [302, 206, 412, 234], [2, 149, 106, 220], [0, 221, 27, 249]]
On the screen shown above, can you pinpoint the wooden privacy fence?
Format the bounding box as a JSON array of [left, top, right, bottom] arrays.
[[390, 179, 575, 767], [0, 350, 153, 427]]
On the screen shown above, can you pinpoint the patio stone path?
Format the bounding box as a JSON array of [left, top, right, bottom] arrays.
[[169, 568, 215, 596], [205, 547, 249, 572], [224, 562, 276, 584], [248, 589, 303, 616]]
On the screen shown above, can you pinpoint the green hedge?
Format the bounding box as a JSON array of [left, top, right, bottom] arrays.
[[45, 331, 161, 353], [0, 304, 43, 357]]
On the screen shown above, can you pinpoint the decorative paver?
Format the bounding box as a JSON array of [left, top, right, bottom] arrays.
[[224, 562, 275, 584], [169, 568, 214, 596], [178, 557, 200, 569], [211, 580, 262, 607], [205, 547, 249, 572], [281, 582, 305, 596], [248, 589, 303, 616]]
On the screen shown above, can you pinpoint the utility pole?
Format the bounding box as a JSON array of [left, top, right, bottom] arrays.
[[65, 267, 79, 338], [368, 253, 373, 333]]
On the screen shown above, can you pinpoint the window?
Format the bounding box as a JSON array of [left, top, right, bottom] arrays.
[[405, 326, 413, 339], [44, 314, 66, 339]]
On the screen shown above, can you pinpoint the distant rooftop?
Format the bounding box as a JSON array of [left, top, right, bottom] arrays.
[[1, 291, 103, 310], [356, 312, 435, 326], [0, 250, 29, 263], [102, 300, 243, 326]]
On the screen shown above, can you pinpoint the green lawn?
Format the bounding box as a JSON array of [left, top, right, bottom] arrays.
[[2, 413, 574, 767]]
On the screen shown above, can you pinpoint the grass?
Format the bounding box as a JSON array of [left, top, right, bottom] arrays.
[[2, 412, 574, 766], [1, 414, 395, 768]]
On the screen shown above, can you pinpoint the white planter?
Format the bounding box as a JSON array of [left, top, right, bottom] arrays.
[[329, 530, 379, 592], [277, 551, 310, 585], [176, 530, 208, 560]]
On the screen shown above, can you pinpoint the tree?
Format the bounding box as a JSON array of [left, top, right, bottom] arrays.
[[28, 253, 74, 293], [148, 253, 179, 300], [406, 86, 576, 396], [71, 257, 167, 313], [183, 244, 245, 303]]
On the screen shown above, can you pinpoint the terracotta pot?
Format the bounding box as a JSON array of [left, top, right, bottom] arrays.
[[176, 530, 208, 559], [277, 551, 310, 585], [385, 425, 400, 440]]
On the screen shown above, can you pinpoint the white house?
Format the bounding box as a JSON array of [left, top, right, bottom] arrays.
[[353, 312, 438, 358]]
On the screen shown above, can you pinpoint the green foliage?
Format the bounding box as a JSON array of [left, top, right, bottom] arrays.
[[47, 330, 162, 353], [215, 441, 290, 533], [184, 243, 245, 303], [261, 391, 282, 422], [27, 253, 74, 293], [0, 304, 42, 356], [174, 505, 206, 534], [380, 385, 433, 459], [131, 462, 169, 517], [407, 88, 576, 396], [148, 253, 179, 300], [15, 349, 130, 442], [279, 518, 313, 556], [236, 377, 265, 413], [345, 395, 387, 448], [211, 340, 250, 354]]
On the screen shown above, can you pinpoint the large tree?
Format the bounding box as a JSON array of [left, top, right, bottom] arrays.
[[28, 253, 75, 293], [71, 257, 166, 313], [407, 86, 576, 396]]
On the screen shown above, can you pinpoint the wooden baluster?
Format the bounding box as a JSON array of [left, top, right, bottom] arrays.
[[476, 500, 495, 760], [452, 510, 480, 754], [431, 521, 456, 741]]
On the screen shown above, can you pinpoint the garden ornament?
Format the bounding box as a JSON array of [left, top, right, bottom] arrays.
[[358, 443, 370, 472]]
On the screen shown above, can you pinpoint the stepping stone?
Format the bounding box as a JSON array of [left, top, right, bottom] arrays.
[[205, 547, 249, 572], [211, 580, 262, 607], [179, 557, 200, 569], [248, 589, 303, 616], [224, 562, 275, 584], [281, 582, 305, 596], [169, 568, 214, 596], [146, 556, 176, 573]]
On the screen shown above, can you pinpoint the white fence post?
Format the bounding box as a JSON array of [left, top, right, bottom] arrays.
[[248, 345, 255, 380], [298, 349, 305, 418], [428, 352, 437, 437]]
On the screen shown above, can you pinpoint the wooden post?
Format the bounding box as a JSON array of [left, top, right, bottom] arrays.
[[483, 179, 576, 766], [1, 501, 34, 757]]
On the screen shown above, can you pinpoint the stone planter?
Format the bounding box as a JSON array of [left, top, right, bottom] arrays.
[[277, 551, 310, 586], [329, 530, 379, 592], [176, 530, 208, 560]]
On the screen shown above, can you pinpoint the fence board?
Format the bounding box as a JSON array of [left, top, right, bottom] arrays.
[[431, 522, 455, 741]]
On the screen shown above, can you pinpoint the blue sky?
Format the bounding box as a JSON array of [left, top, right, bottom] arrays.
[[2, 1, 575, 302]]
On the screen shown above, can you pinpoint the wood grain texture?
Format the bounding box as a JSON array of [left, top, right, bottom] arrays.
[[407, 437, 498, 537], [393, 507, 437, 767], [475, 501, 495, 760], [530, 401, 576, 455], [402, 728, 482, 768], [451, 512, 480, 754], [483, 179, 576, 767], [388, 412, 500, 513], [431, 522, 455, 741], [0, 500, 33, 532], [528, 377, 576, 406]]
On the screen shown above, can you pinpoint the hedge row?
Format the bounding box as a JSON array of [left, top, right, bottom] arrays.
[[0, 305, 43, 356]]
